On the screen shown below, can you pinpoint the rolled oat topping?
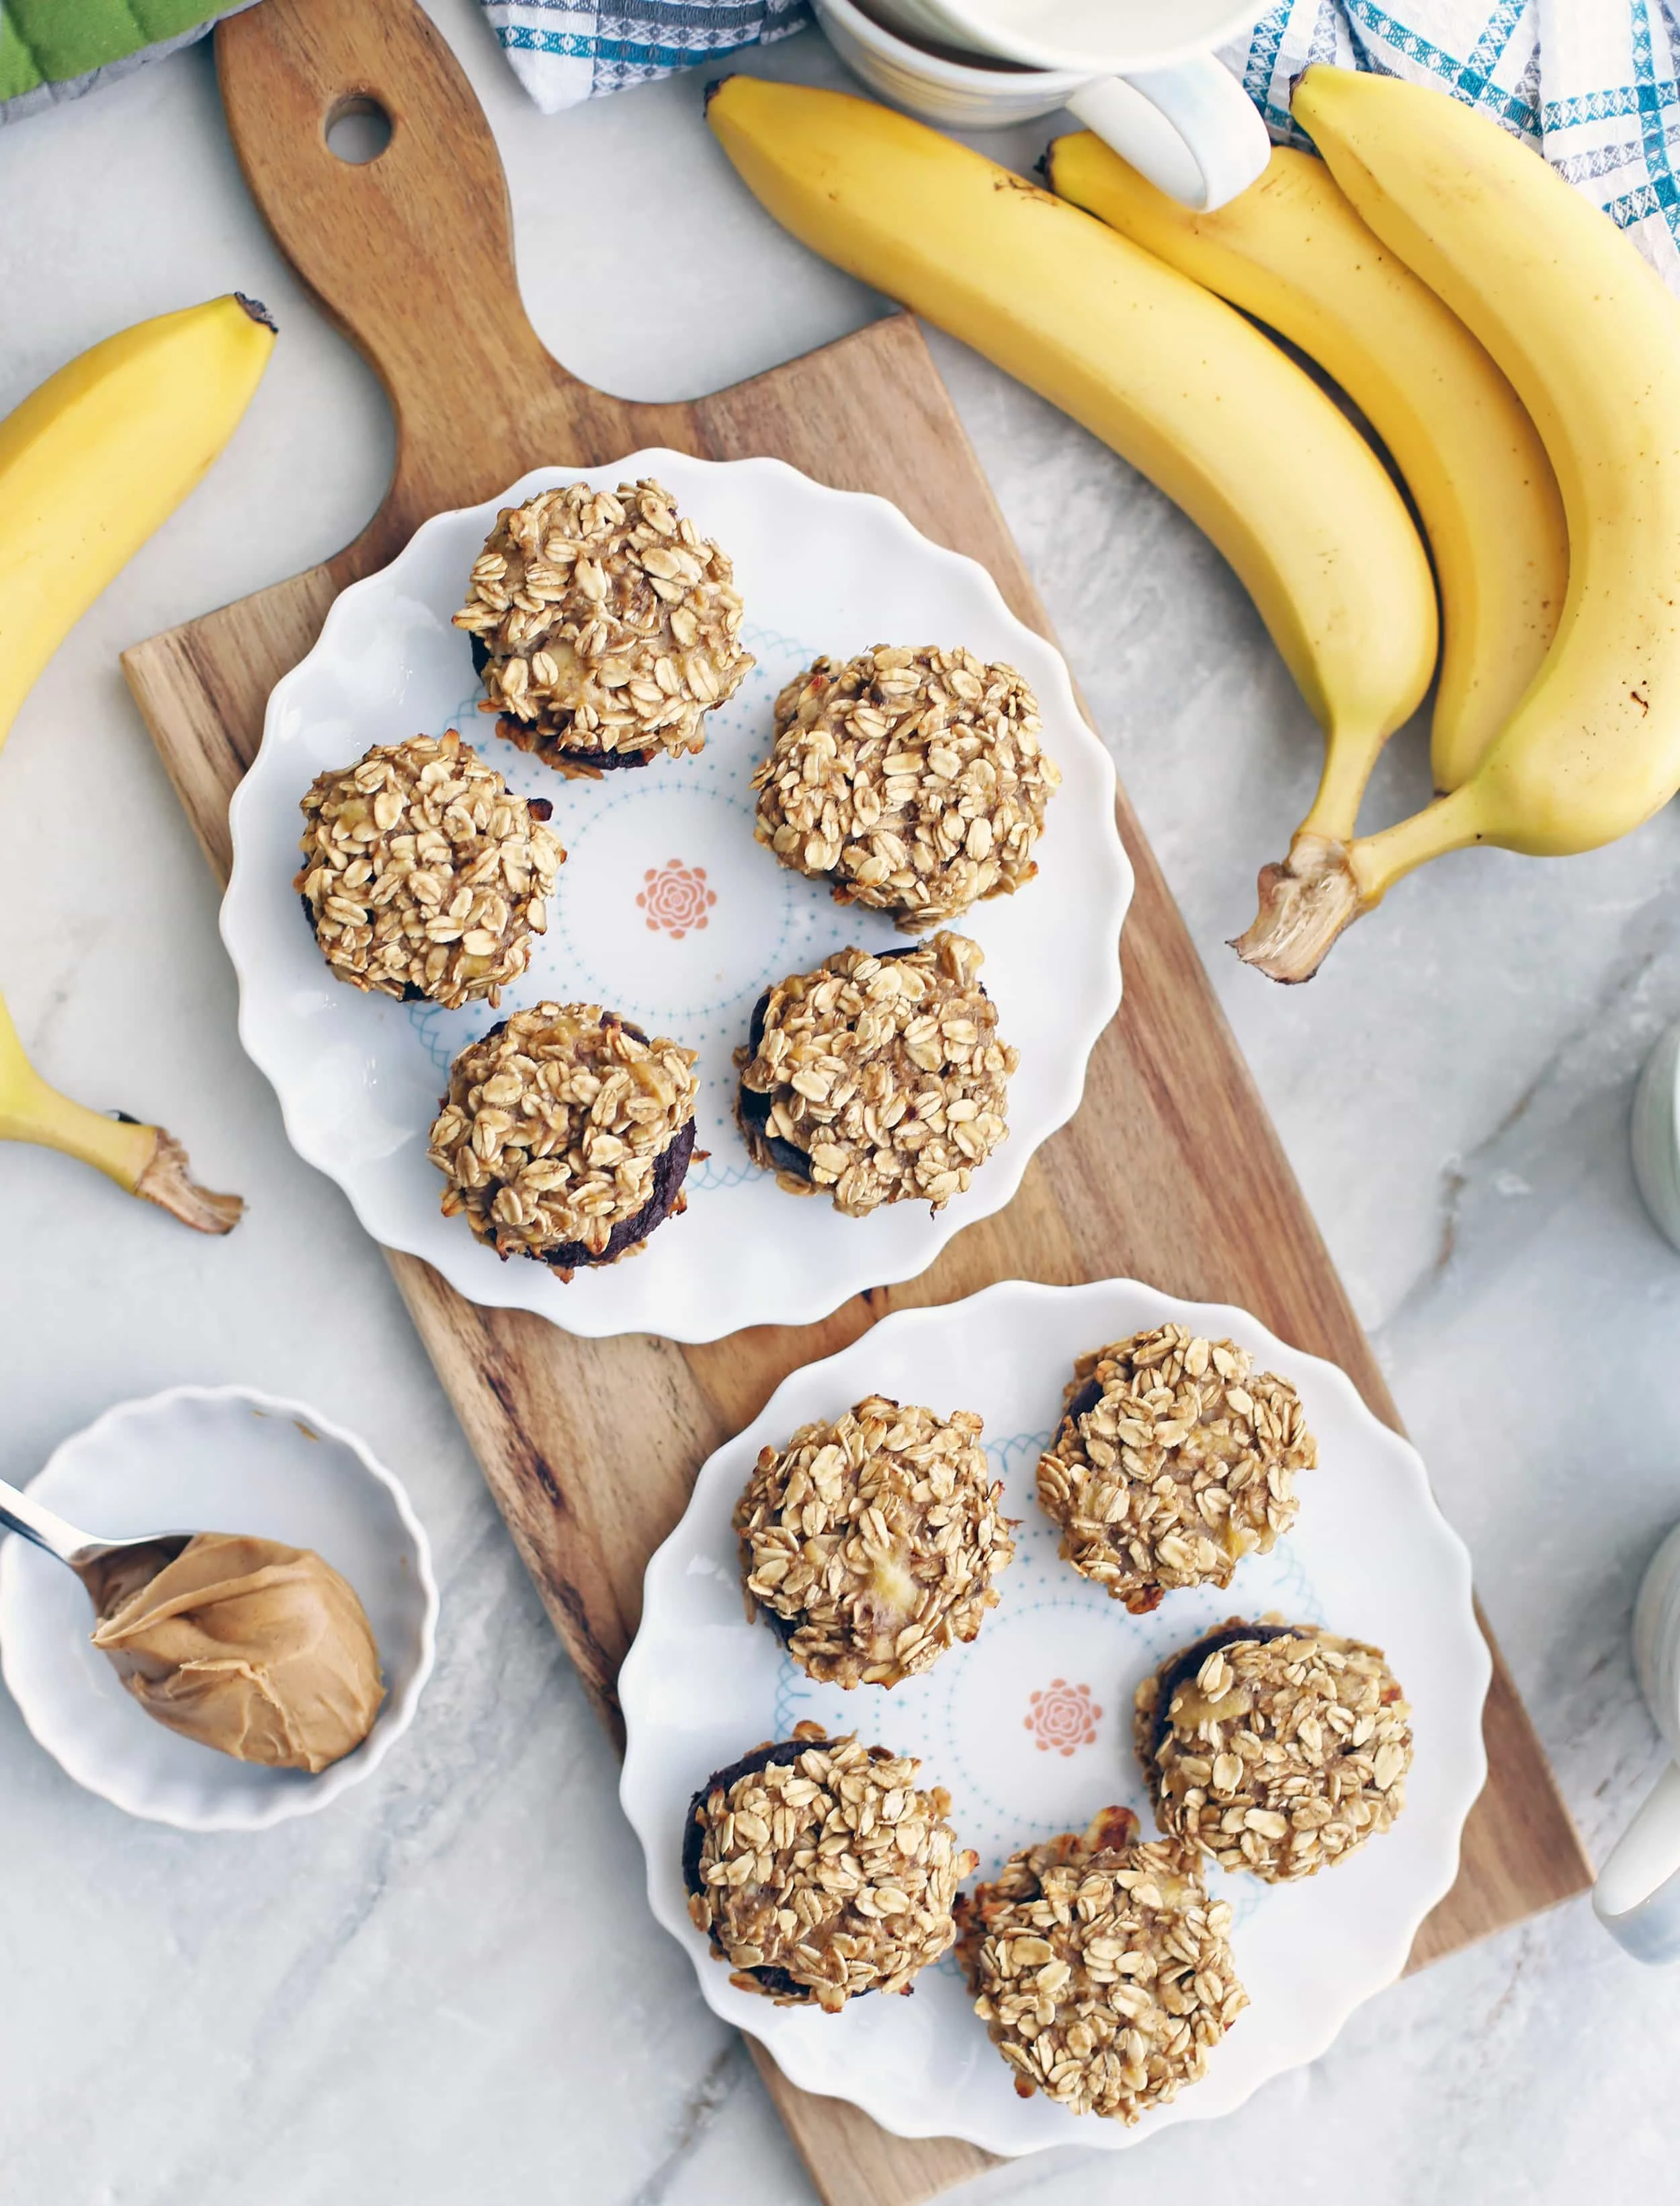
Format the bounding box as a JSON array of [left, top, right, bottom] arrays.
[[683, 1728, 976, 2010], [956, 1807, 1245, 2121], [752, 646, 1058, 929], [734, 1397, 1015, 1688], [735, 933, 1016, 1216], [427, 1003, 698, 1267], [1037, 1326, 1316, 1613], [295, 730, 562, 1008], [1134, 1622, 1412, 1882], [452, 478, 751, 767]]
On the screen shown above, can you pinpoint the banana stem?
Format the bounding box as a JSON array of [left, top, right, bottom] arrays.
[[1298, 716, 1391, 845], [0, 993, 243, 1233], [1351, 782, 1486, 896], [1234, 785, 1484, 982]]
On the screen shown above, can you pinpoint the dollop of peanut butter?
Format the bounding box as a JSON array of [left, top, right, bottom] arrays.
[[90, 1533, 384, 1773]]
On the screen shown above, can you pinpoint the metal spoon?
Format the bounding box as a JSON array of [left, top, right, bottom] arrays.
[[0, 1476, 190, 1619]]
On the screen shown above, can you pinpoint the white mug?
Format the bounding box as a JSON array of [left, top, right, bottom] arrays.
[[1595, 1520, 1680, 1962], [812, 0, 1272, 211]]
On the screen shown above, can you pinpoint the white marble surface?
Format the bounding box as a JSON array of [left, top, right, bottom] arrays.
[[2, 7, 1679, 2201]]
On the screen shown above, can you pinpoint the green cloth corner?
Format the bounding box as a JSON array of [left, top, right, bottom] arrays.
[[0, 1, 245, 108]]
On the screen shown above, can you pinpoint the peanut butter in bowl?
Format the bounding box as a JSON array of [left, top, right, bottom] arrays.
[[90, 1531, 385, 1775]]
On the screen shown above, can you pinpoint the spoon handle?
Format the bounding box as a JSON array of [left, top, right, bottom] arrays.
[[0, 1476, 91, 1566]]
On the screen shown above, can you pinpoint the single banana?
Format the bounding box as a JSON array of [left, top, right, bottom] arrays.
[[0, 988, 243, 1233], [0, 292, 276, 756], [1236, 69, 1680, 982], [1046, 132, 1568, 798], [707, 78, 1437, 814]]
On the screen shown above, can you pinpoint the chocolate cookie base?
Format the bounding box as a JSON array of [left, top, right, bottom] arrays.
[[448, 1011, 696, 1273], [536, 1115, 695, 1272], [470, 634, 657, 774], [735, 952, 961, 1185], [1061, 1375, 1105, 1428], [1139, 1619, 1296, 1764], [736, 984, 814, 1181], [683, 1738, 827, 2005], [300, 894, 429, 1003]]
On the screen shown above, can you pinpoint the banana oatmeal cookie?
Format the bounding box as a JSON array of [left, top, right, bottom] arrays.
[[734, 1396, 1014, 1687], [734, 933, 1016, 1215], [1134, 1621, 1413, 1882], [427, 1002, 698, 1275], [752, 646, 1058, 929], [956, 1806, 1246, 2121], [683, 1726, 975, 2010], [296, 730, 562, 1009], [453, 478, 751, 773], [1036, 1326, 1316, 1613]]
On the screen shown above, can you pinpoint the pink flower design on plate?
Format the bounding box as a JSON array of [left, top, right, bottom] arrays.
[[636, 858, 717, 941], [1024, 1678, 1101, 1757]]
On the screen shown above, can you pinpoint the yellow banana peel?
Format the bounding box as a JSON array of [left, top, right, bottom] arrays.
[[1236, 69, 1680, 981], [706, 77, 1437, 818], [0, 293, 272, 1218], [0, 291, 276, 758], [1046, 132, 1568, 802], [0, 988, 242, 1233]]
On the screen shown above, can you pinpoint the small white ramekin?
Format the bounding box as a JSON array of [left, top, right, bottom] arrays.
[[0, 1385, 438, 1830], [813, 0, 1093, 129]]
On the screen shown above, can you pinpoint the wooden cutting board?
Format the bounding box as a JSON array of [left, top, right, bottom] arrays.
[[122, 1, 1590, 2197]]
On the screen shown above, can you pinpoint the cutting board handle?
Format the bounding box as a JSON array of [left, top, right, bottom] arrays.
[[216, 0, 595, 571]]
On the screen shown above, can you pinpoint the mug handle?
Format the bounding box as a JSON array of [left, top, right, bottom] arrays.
[[1593, 1759, 1680, 1963], [1066, 54, 1271, 212]]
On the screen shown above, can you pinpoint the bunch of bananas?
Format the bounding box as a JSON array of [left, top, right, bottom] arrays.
[[707, 71, 1680, 981], [0, 293, 274, 1228]]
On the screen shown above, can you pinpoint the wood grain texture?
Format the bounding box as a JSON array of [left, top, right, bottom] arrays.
[[119, 4, 1590, 2200]]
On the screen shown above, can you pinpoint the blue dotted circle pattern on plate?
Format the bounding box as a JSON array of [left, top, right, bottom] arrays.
[[221, 454, 1133, 1343], [618, 1277, 1491, 2158]]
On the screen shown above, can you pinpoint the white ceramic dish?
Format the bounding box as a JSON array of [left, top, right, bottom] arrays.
[[620, 1278, 1488, 2155], [869, 0, 1260, 77], [814, 0, 1272, 216], [222, 452, 1131, 1345], [1632, 1015, 1680, 1253], [814, 0, 1091, 128], [0, 1386, 437, 1830]]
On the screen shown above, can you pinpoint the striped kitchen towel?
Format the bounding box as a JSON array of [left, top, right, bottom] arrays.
[[478, 0, 809, 113], [1220, 3, 1680, 290]]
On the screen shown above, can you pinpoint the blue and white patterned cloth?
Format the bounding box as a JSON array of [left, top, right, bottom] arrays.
[[478, 0, 1680, 291], [1220, 3, 1680, 290], [477, 0, 808, 111]]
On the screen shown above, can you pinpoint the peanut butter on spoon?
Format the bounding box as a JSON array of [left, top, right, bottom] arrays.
[[90, 1533, 384, 1773]]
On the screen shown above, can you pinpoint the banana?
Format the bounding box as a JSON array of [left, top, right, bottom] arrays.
[[0, 987, 243, 1233], [1235, 69, 1680, 982], [707, 78, 1437, 815], [0, 297, 269, 1220], [1046, 132, 1568, 798], [0, 292, 276, 757]]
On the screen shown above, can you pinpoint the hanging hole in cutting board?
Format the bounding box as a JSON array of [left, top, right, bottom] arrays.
[[325, 97, 393, 165]]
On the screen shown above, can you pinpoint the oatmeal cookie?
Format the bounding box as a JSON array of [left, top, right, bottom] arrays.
[[453, 478, 751, 772], [683, 1728, 975, 2010], [956, 1806, 1245, 2121], [734, 933, 1016, 1215], [1037, 1326, 1316, 1612], [734, 1396, 1014, 1687], [427, 1003, 698, 1274], [296, 730, 562, 1008], [1134, 1621, 1413, 1881], [752, 646, 1058, 928]]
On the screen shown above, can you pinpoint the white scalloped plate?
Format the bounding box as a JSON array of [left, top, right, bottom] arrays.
[[619, 1279, 1488, 2155], [220, 453, 1131, 1343]]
